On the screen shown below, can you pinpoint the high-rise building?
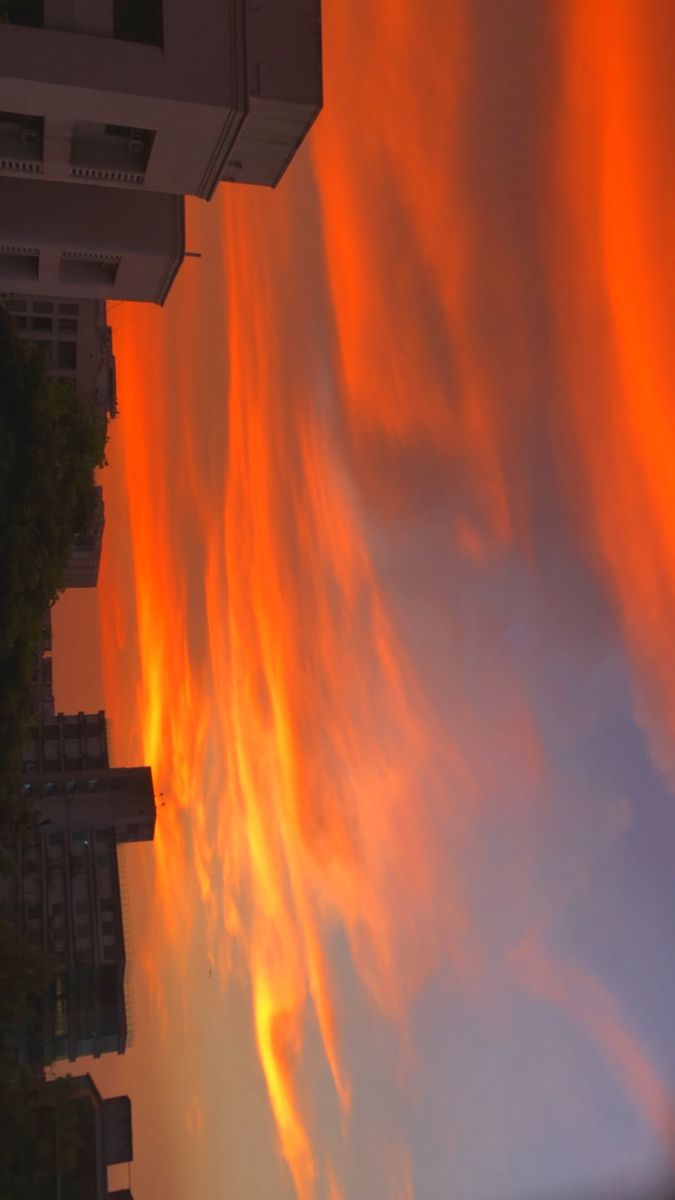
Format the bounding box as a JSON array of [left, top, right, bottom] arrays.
[[0, 711, 156, 1065], [0, 0, 322, 196]]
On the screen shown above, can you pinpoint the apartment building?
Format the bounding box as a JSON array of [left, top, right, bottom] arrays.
[[0, 174, 184, 301], [0, 0, 322, 195], [0, 712, 156, 1064]]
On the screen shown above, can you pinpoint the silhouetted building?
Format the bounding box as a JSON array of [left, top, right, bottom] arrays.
[[38, 1074, 135, 1200], [0, 714, 155, 1064]]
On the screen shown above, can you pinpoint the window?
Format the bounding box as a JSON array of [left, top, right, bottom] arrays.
[[101, 920, 116, 936], [113, 0, 163, 46], [12, 315, 27, 330], [59, 303, 79, 315], [76, 922, 90, 937], [33, 301, 52, 314], [0, 252, 39, 281], [48, 833, 63, 847], [76, 900, 89, 916], [27, 904, 41, 919], [51, 902, 64, 916], [2, 1, 44, 28], [30, 315, 52, 332], [103, 944, 118, 961], [58, 317, 77, 334], [99, 898, 115, 912], [57, 340, 77, 370], [3, 298, 26, 312]]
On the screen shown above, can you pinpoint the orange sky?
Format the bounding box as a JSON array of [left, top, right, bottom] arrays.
[[52, 4, 675, 1198]]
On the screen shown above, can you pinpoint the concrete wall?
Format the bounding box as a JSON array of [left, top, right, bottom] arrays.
[[0, 175, 184, 301]]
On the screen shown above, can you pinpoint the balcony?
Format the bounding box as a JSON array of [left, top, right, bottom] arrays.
[[0, 111, 43, 175], [70, 121, 154, 187]]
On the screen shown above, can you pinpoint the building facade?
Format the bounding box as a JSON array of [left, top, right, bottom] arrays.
[[0, 292, 117, 422], [0, 174, 184, 301], [0, 0, 322, 195], [0, 711, 155, 1065], [38, 1074, 135, 1200]]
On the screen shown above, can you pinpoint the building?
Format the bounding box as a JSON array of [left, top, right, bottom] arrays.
[[0, 174, 184, 301], [29, 608, 55, 719], [0, 293, 115, 584], [25, 1074, 135, 1200], [0, 711, 156, 1065], [21, 709, 156, 843], [64, 483, 105, 587], [0, 0, 322, 196], [0, 293, 117, 422]]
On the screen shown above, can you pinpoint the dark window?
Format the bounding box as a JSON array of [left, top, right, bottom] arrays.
[[27, 904, 41, 919], [30, 315, 52, 332], [48, 833, 63, 847], [58, 317, 77, 333], [76, 900, 89, 916], [59, 302, 79, 315], [113, 0, 163, 46], [0, 252, 39, 282], [2, 0, 44, 27], [103, 944, 118, 961], [56, 340, 77, 370], [101, 920, 116, 936], [12, 314, 27, 330], [32, 301, 52, 314], [52, 903, 64, 916], [3, 298, 26, 312], [99, 898, 115, 912], [76, 922, 90, 937]]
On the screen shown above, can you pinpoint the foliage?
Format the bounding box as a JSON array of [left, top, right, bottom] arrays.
[[0, 1065, 86, 1200], [0, 308, 107, 834]]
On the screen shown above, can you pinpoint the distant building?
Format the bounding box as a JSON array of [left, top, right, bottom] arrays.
[[64, 483, 105, 588], [38, 1074, 135, 1200], [0, 293, 117, 422], [0, 174, 184, 302], [0, 0, 322, 196], [0, 712, 156, 1065]]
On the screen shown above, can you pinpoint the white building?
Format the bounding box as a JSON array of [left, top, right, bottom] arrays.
[[0, 174, 184, 301], [0, 0, 322, 196]]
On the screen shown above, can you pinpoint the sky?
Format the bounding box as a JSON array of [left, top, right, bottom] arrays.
[[51, 3, 675, 1198]]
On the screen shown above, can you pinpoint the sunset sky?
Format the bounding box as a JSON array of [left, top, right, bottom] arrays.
[[52, 3, 675, 1198]]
